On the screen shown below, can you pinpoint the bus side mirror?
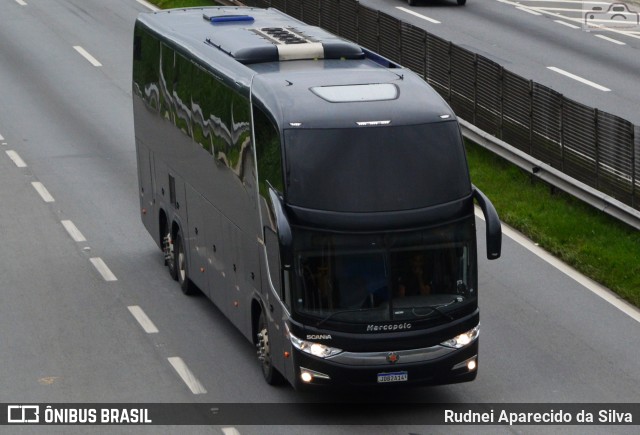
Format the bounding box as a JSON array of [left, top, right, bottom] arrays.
[[473, 186, 502, 260], [268, 187, 293, 269]]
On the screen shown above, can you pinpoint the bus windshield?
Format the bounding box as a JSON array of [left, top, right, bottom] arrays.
[[283, 122, 470, 212], [292, 219, 477, 325]]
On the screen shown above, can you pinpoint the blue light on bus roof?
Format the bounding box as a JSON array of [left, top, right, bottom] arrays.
[[205, 14, 255, 25]]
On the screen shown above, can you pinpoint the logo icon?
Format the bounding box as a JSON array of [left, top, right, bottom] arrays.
[[584, 2, 640, 30], [7, 405, 40, 423], [386, 352, 399, 364]]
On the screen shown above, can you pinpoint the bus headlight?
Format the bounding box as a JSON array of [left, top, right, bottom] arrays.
[[289, 332, 343, 358], [440, 325, 479, 349]]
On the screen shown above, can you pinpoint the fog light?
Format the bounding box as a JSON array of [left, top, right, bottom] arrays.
[[452, 355, 478, 372], [299, 367, 331, 383]]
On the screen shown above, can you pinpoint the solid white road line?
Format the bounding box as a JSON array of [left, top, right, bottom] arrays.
[[127, 305, 159, 334], [475, 208, 640, 324], [594, 34, 626, 45], [0, 133, 4, 140], [15, 0, 27, 6], [31, 182, 55, 202], [396, 7, 441, 24], [222, 428, 242, 435], [90, 257, 118, 281], [6, 150, 27, 168], [168, 357, 207, 394], [547, 66, 611, 91], [517, 6, 543, 15], [73, 46, 102, 67], [61, 220, 87, 242]]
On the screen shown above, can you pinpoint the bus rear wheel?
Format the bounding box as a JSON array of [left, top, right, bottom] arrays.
[[256, 311, 284, 385], [163, 229, 178, 281]]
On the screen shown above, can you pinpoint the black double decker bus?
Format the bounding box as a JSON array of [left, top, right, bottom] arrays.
[[132, 6, 501, 389]]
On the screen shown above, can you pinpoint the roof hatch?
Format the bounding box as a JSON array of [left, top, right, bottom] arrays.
[[203, 13, 364, 64]]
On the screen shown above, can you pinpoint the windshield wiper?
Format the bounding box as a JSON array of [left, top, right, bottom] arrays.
[[412, 304, 454, 321], [315, 308, 371, 328], [404, 298, 462, 321]]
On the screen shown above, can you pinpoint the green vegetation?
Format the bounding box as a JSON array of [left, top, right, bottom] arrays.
[[145, 0, 640, 308], [466, 142, 640, 307]]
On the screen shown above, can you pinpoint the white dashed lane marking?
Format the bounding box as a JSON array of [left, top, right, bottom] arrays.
[[128, 306, 159, 334], [595, 34, 626, 45], [61, 220, 87, 242], [396, 7, 442, 24], [6, 150, 27, 168], [547, 66, 611, 91], [168, 357, 207, 394], [73, 46, 102, 67], [31, 182, 55, 202], [90, 257, 118, 281]]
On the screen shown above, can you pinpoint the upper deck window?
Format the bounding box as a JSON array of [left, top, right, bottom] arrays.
[[284, 121, 471, 212], [311, 83, 398, 103]]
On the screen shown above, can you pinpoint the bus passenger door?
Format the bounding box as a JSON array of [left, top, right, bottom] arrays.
[[262, 227, 290, 381]]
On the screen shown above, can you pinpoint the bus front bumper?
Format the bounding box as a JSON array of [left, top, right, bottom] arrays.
[[291, 339, 478, 389]]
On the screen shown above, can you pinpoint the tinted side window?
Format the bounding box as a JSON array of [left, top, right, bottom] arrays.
[[173, 53, 193, 138], [253, 106, 283, 197], [132, 26, 160, 111], [191, 66, 230, 156], [159, 43, 174, 122]]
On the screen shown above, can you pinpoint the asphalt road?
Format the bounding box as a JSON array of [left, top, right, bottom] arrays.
[[367, 0, 640, 124], [0, 0, 638, 434]]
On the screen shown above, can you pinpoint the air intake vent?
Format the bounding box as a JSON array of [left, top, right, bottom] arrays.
[[202, 14, 364, 65], [251, 27, 323, 61], [255, 27, 314, 45]]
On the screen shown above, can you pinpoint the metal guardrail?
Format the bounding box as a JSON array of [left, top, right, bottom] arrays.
[[461, 120, 640, 230], [241, 0, 640, 230]]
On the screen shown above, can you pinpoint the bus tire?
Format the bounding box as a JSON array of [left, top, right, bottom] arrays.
[[164, 228, 178, 281], [256, 311, 284, 385], [174, 231, 195, 295]]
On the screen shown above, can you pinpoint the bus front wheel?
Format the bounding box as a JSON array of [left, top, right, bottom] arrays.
[[256, 311, 284, 385]]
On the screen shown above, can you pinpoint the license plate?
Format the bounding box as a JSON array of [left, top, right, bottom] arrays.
[[377, 371, 408, 383]]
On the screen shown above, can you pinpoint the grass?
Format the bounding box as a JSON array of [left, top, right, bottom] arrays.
[[466, 141, 640, 307], [145, 0, 640, 308]]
